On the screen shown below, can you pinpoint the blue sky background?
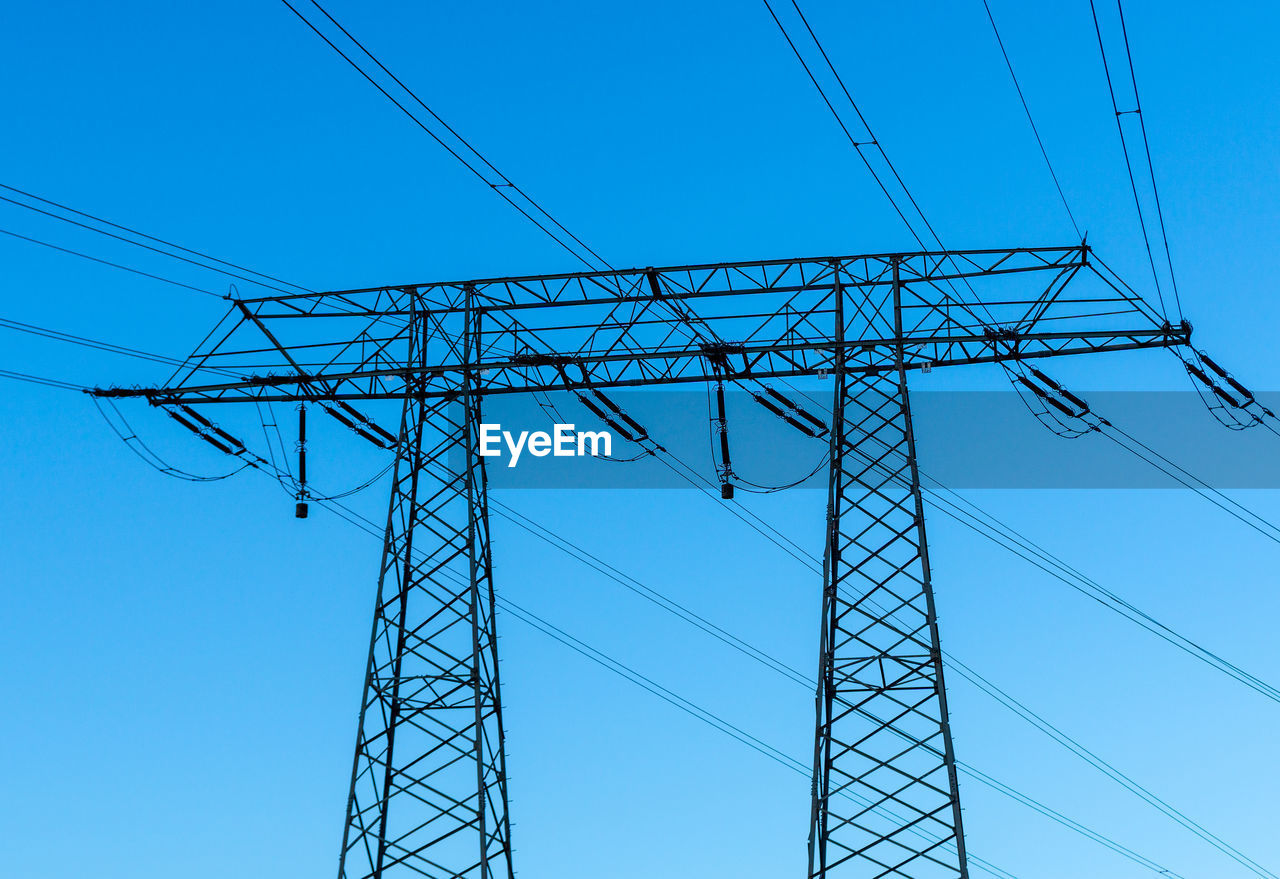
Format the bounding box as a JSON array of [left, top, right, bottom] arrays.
[[2, 2, 1279, 878]]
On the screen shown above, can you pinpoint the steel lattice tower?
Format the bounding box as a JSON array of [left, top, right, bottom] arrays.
[[95, 245, 1188, 878]]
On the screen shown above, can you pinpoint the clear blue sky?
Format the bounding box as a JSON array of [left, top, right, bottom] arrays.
[[2, 2, 1279, 878]]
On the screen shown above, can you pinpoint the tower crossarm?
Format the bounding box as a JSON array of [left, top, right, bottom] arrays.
[[91, 245, 1188, 406]]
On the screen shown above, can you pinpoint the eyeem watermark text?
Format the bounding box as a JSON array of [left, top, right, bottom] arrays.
[[479, 423, 612, 468]]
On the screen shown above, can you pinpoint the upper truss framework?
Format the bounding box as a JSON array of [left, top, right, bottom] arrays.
[[98, 246, 1187, 406]]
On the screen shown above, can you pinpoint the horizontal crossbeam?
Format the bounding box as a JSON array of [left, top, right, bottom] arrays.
[[90, 246, 1188, 405]]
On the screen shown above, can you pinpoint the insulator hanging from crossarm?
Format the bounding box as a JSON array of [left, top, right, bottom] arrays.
[[1183, 349, 1274, 417], [295, 403, 309, 518], [162, 404, 259, 462], [575, 394, 637, 443], [550, 362, 659, 451], [751, 391, 819, 438], [174, 404, 246, 451], [1014, 375, 1075, 419], [1199, 352, 1257, 403], [1005, 364, 1105, 439], [1026, 366, 1092, 415], [1015, 370, 1095, 421], [712, 371, 735, 499], [321, 401, 398, 449], [1185, 361, 1249, 410], [588, 388, 650, 442], [759, 385, 829, 437]]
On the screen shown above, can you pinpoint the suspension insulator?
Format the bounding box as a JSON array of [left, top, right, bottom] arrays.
[[1200, 353, 1256, 402]]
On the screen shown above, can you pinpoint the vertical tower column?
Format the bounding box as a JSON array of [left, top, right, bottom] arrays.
[[808, 262, 968, 878], [338, 296, 514, 879]]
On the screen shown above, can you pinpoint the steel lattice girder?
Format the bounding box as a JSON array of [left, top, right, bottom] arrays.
[[338, 306, 513, 879], [809, 263, 967, 878], [95, 246, 1187, 406]]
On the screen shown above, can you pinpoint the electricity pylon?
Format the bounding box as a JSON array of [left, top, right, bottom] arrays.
[[95, 245, 1188, 878]]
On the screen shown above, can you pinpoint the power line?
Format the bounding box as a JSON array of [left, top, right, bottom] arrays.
[[759, 0, 998, 325], [547, 394, 1278, 872], [0, 226, 225, 299], [472, 418, 1251, 873], [493, 597, 1022, 879], [627, 383, 1280, 713], [85, 372, 1192, 874], [0, 316, 195, 369], [0, 367, 87, 391], [0, 183, 315, 293], [1114, 0, 1183, 319], [1099, 420, 1280, 548], [947, 655, 1279, 879], [0, 314, 262, 382], [92, 396, 257, 482], [63, 312, 1280, 715], [278, 0, 611, 273], [0, 190, 309, 297], [483, 495, 1202, 878], [1087, 0, 1181, 321], [979, 0, 1082, 239], [758, 0, 930, 254], [776, 376, 1280, 706]]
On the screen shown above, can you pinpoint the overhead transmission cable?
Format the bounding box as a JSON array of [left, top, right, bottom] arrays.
[[946, 654, 1279, 879], [1087, 0, 1182, 321], [601, 385, 1280, 711], [278, 0, 610, 274], [0, 190, 309, 297], [773, 375, 1280, 704], [1006, 362, 1280, 549], [0, 226, 224, 299], [428, 382, 1265, 873], [0, 367, 88, 392], [0, 183, 315, 295], [86, 380, 1209, 877], [220, 447, 1014, 873], [980, 0, 1082, 238], [759, 0, 999, 324], [56, 316, 1280, 717], [0, 315, 247, 378]]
